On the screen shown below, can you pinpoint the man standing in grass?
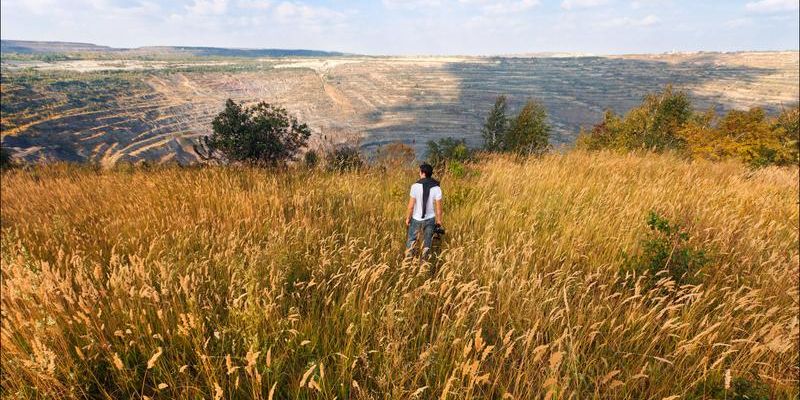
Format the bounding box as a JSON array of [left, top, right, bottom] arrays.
[[405, 163, 443, 257]]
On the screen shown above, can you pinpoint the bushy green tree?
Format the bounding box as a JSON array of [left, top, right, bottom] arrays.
[[633, 86, 693, 150], [481, 95, 508, 151], [195, 99, 311, 167], [504, 100, 550, 155], [426, 137, 471, 167], [577, 85, 691, 152]]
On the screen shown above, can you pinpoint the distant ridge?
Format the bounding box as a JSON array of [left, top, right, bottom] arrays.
[[137, 46, 347, 57], [0, 40, 347, 57], [1, 40, 114, 53]]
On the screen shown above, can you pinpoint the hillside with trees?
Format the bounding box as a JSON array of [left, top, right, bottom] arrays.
[[576, 86, 799, 167], [1, 48, 797, 165]]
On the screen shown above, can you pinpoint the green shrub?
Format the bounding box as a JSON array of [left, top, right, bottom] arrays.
[[446, 160, 466, 178], [304, 150, 319, 168], [575, 111, 620, 151], [0, 145, 15, 170], [325, 145, 364, 172], [690, 372, 770, 400], [624, 211, 709, 285], [426, 137, 471, 167]]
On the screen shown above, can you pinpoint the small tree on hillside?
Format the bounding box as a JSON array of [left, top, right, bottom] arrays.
[[631, 85, 693, 151], [426, 137, 471, 167], [774, 105, 799, 165], [481, 95, 508, 151], [576, 110, 622, 151], [0, 145, 15, 170], [576, 86, 692, 153], [325, 145, 364, 171], [195, 99, 311, 167], [505, 100, 551, 155], [375, 142, 416, 168]]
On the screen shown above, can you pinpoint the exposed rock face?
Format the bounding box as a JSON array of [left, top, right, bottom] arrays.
[[2, 52, 798, 165]]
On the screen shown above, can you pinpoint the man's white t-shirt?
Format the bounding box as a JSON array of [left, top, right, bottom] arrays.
[[410, 183, 442, 221]]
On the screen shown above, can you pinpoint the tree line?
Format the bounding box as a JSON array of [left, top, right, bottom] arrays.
[[575, 85, 798, 167], [6, 88, 794, 170], [181, 95, 553, 172], [183, 85, 796, 172]]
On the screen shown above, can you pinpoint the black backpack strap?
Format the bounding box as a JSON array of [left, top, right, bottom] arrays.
[[417, 178, 440, 219]]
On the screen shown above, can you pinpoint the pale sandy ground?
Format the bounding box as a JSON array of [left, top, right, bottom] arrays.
[[2, 59, 236, 72]]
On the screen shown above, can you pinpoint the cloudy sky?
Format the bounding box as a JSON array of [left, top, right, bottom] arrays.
[[1, 0, 798, 55]]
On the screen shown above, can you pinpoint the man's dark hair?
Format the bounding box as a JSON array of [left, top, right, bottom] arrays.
[[420, 163, 433, 178]]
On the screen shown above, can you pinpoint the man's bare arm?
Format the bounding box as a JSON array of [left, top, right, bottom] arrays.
[[434, 199, 443, 225], [405, 197, 415, 226]]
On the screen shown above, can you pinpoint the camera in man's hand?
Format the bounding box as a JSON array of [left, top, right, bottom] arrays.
[[433, 224, 446, 236]]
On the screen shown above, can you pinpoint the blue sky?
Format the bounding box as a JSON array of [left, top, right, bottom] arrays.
[[1, 0, 798, 55]]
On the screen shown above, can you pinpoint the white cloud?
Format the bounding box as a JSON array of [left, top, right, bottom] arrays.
[[561, 0, 610, 10], [630, 0, 668, 9], [2, 0, 798, 54], [4, 0, 161, 17], [725, 17, 753, 28], [599, 13, 659, 27], [164, 0, 350, 38], [382, 0, 443, 10], [458, 0, 540, 14], [187, 0, 229, 15], [273, 1, 346, 26], [639, 14, 659, 25], [237, 0, 271, 10], [485, 0, 540, 14], [745, 0, 799, 13], [2, 0, 162, 21], [13, 0, 59, 15], [381, 0, 540, 15]]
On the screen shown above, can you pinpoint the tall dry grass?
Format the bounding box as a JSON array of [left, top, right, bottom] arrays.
[[1, 151, 797, 399]]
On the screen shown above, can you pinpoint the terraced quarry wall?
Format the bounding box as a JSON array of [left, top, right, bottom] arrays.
[[1, 52, 798, 165]]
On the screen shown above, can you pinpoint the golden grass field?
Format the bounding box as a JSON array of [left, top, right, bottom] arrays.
[[1, 151, 798, 399]]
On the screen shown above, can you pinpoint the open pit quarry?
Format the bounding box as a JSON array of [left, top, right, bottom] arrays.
[[1, 51, 798, 165]]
